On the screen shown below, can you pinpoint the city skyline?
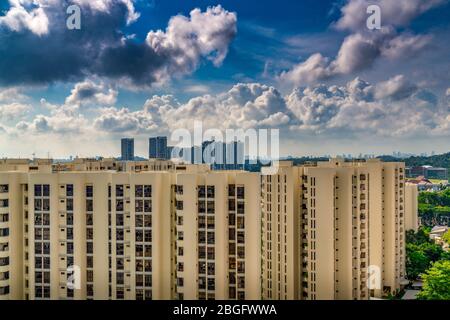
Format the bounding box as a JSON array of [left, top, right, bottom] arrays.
[[0, 0, 449, 158]]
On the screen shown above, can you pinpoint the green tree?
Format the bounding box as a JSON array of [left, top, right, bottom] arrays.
[[406, 246, 430, 280], [442, 230, 450, 244], [417, 260, 450, 300]]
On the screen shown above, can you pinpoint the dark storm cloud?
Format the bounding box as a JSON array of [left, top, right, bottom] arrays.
[[0, 1, 237, 86]]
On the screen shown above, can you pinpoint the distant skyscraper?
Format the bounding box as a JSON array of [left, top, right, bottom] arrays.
[[149, 136, 168, 159], [121, 138, 134, 161]]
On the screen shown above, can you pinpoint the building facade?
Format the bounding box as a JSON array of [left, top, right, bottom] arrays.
[[0, 159, 260, 300], [0, 157, 416, 300], [261, 159, 410, 300]]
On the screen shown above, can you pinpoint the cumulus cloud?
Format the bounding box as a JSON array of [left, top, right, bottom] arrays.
[[0, 102, 31, 120], [374, 75, 417, 100], [279, 0, 443, 86], [65, 81, 118, 106], [4, 78, 449, 144], [93, 107, 158, 133], [0, 0, 50, 36], [335, 0, 446, 31], [0, 2, 237, 86], [280, 30, 432, 86], [285, 77, 448, 137], [0, 87, 29, 103], [146, 5, 237, 73]]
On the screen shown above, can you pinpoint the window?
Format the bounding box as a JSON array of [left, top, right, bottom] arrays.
[[207, 201, 215, 214], [66, 198, 74, 211], [43, 185, 50, 197], [86, 200, 93, 212], [0, 199, 8, 208], [0, 257, 9, 266], [116, 185, 124, 197], [86, 214, 93, 226], [116, 200, 124, 211], [144, 185, 152, 198], [207, 186, 215, 198], [66, 184, 73, 197], [135, 185, 143, 198], [237, 202, 245, 214], [0, 185, 8, 193], [144, 200, 151, 213], [176, 201, 183, 210], [198, 186, 206, 198], [34, 185, 42, 197], [237, 186, 245, 199], [87, 270, 94, 282], [228, 185, 235, 197], [228, 199, 236, 211], [0, 286, 10, 295], [87, 256, 94, 268], [87, 242, 93, 254], [0, 228, 9, 237], [207, 232, 215, 245]]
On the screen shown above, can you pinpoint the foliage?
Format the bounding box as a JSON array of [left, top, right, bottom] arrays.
[[406, 228, 430, 244], [406, 247, 430, 280], [417, 260, 450, 300], [418, 190, 450, 226], [405, 228, 446, 281], [442, 230, 450, 244]]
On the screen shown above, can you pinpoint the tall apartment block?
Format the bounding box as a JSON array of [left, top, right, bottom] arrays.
[[0, 158, 260, 300], [261, 159, 413, 300], [149, 137, 168, 160], [405, 183, 419, 232], [121, 138, 135, 161]]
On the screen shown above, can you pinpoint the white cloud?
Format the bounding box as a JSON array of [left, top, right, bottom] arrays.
[[65, 81, 118, 107], [146, 5, 237, 82], [0, 3, 237, 87], [279, 0, 441, 86], [0, 0, 49, 36], [374, 75, 417, 100], [0, 102, 31, 120], [3, 78, 449, 154], [0, 87, 28, 103], [280, 30, 432, 86], [334, 0, 446, 31], [279, 53, 331, 87], [184, 85, 210, 94], [73, 0, 140, 24]]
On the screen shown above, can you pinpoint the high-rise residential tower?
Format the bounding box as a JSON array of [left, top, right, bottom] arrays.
[[121, 138, 135, 161], [261, 159, 410, 300], [149, 137, 168, 160]]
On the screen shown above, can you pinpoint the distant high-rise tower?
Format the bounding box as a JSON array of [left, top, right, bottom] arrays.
[[121, 138, 134, 161], [149, 136, 168, 160]]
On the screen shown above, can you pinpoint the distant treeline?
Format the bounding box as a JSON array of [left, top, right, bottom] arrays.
[[419, 189, 450, 226], [377, 152, 450, 170]]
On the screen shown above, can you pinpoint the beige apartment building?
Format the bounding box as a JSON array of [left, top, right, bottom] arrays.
[[261, 159, 415, 300], [0, 157, 417, 300], [405, 183, 419, 232], [0, 158, 260, 300]]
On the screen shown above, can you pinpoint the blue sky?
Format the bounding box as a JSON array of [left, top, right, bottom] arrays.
[[0, 0, 449, 158]]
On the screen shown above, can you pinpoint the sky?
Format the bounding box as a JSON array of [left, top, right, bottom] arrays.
[[0, 0, 449, 158]]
